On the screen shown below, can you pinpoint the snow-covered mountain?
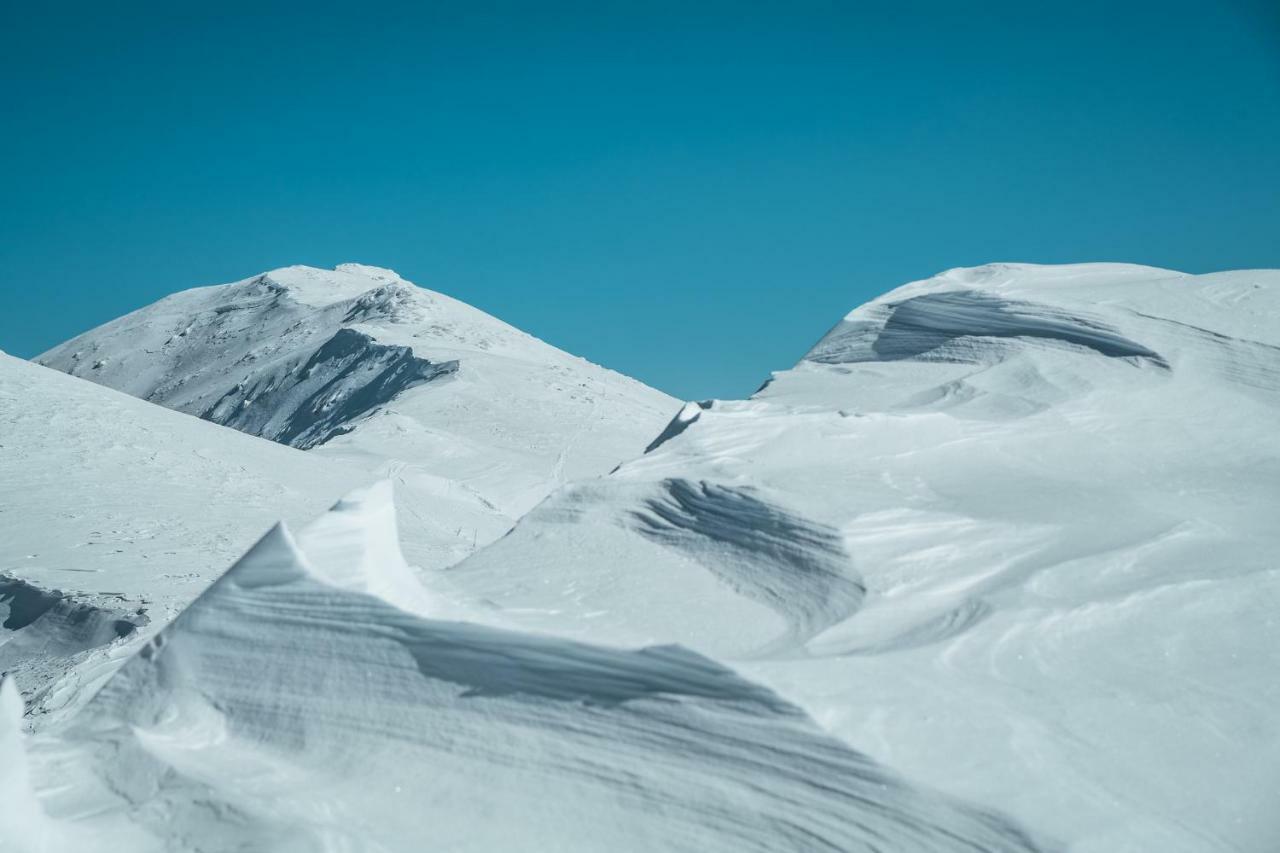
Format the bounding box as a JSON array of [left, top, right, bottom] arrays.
[[2, 484, 1046, 853], [37, 263, 678, 568], [443, 263, 1280, 851], [6, 261, 1278, 851], [0, 353, 371, 723]]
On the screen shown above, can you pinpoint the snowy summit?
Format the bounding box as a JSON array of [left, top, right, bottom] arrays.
[[2, 261, 1278, 852], [38, 263, 679, 568]]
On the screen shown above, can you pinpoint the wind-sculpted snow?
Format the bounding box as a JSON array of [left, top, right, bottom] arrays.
[[451, 477, 863, 657], [0, 576, 147, 709], [0, 353, 369, 724], [1124, 308, 1280, 393], [201, 327, 458, 448], [643, 400, 711, 453], [6, 486, 1048, 853], [807, 290, 1169, 368], [445, 264, 1280, 851], [0, 577, 143, 641], [12, 261, 1280, 851], [631, 479, 864, 651]]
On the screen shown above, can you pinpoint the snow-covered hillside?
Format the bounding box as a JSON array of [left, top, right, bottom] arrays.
[[445, 264, 1280, 851], [0, 353, 371, 724], [2, 485, 1046, 853], [7, 261, 1278, 851], [38, 263, 678, 568]]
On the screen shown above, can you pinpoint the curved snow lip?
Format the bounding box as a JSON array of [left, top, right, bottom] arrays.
[[807, 290, 1169, 369], [643, 400, 713, 454], [38, 483, 1051, 853]]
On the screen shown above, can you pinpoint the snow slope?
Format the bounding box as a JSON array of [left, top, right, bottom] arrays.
[[37, 263, 678, 568], [2, 484, 1047, 853], [446, 264, 1280, 851], [0, 353, 371, 724]]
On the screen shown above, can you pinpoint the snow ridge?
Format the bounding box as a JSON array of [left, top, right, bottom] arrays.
[[19, 486, 1048, 853], [201, 327, 458, 448], [807, 290, 1169, 368], [441, 264, 1280, 851], [13, 261, 1280, 851]]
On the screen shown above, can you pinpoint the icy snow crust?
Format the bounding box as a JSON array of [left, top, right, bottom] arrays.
[[38, 264, 679, 568], [448, 263, 1280, 851], [6, 261, 1279, 851]]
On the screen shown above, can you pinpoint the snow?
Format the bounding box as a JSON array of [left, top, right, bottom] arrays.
[[0, 353, 373, 724], [37, 263, 679, 567], [2, 484, 1047, 852], [443, 263, 1280, 851], [4, 261, 1278, 851]]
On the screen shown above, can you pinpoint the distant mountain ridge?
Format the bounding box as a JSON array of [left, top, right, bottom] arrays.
[[39, 263, 679, 569]]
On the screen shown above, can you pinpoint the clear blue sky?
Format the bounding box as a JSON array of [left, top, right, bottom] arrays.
[[3, 1, 1277, 400]]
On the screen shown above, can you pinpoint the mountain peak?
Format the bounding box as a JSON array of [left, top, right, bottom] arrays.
[[37, 264, 678, 568], [257, 263, 407, 308], [333, 262, 401, 280]]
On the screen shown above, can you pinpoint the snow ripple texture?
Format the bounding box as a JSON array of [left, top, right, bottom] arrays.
[[630, 478, 865, 652], [445, 263, 1280, 852], [3, 485, 1047, 853], [807, 289, 1170, 368]]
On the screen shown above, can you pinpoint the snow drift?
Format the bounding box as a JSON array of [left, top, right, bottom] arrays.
[[446, 263, 1280, 851], [0, 353, 371, 725], [5, 484, 1047, 853], [9, 260, 1280, 852]]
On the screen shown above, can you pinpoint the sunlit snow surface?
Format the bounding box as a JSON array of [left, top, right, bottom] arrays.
[[449, 264, 1280, 851], [5, 261, 1279, 851], [4, 485, 1048, 852], [37, 263, 679, 569], [0, 354, 373, 724]]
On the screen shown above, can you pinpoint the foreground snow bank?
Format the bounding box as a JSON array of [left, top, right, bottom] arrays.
[[4, 484, 1046, 853]]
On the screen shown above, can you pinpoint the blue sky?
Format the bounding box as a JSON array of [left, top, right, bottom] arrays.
[[3, 1, 1278, 399]]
